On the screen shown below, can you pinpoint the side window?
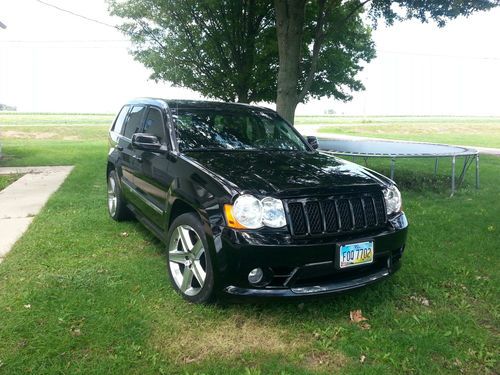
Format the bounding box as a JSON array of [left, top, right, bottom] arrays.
[[122, 105, 146, 139], [143, 107, 166, 142], [112, 105, 130, 135]]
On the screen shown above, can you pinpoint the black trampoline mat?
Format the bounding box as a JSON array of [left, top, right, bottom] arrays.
[[318, 139, 477, 157]]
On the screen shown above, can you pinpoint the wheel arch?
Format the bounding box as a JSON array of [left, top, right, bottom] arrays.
[[166, 196, 224, 290], [167, 198, 201, 229], [106, 161, 115, 177]]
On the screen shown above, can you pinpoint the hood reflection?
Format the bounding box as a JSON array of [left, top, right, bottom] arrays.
[[185, 150, 383, 195]]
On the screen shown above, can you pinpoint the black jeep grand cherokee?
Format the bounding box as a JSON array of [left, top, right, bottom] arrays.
[[107, 98, 408, 303]]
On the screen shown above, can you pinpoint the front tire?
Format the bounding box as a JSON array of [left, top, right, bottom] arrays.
[[107, 170, 130, 221], [166, 213, 215, 304]]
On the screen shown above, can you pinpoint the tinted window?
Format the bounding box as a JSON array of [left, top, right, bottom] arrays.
[[173, 109, 308, 152], [143, 108, 165, 142], [123, 105, 146, 139], [112, 105, 129, 135]]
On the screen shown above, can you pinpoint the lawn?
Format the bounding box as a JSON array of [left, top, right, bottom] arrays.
[[0, 173, 23, 191], [296, 116, 500, 149], [0, 114, 498, 374]]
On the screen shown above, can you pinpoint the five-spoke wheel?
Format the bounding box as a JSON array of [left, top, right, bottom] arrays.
[[107, 170, 130, 221], [168, 224, 207, 296], [166, 213, 214, 303], [107, 174, 118, 217]]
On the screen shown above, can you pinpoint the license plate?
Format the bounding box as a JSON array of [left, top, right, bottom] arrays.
[[339, 241, 374, 268]]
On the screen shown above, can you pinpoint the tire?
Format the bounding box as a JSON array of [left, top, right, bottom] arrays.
[[107, 169, 131, 221], [166, 212, 215, 304]]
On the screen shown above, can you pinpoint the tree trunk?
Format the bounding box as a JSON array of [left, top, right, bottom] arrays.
[[274, 0, 306, 125]]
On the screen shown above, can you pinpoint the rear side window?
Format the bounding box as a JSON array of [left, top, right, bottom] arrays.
[[122, 105, 146, 139], [112, 105, 129, 134], [143, 108, 166, 142]]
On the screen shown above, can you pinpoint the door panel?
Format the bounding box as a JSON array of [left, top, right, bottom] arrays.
[[118, 105, 147, 209], [134, 151, 169, 225], [133, 107, 170, 226]]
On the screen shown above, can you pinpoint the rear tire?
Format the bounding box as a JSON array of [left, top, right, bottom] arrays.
[[166, 213, 215, 304], [107, 170, 131, 221]]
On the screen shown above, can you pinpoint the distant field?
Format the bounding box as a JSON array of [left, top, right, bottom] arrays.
[[295, 115, 500, 126], [0, 113, 112, 141], [2, 113, 499, 148], [0, 112, 114, 127], [295, 116, 500, 149]]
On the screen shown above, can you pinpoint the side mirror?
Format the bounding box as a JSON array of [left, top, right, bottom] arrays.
[[306, 135, 319, 150], [131, 133, 166, 153]]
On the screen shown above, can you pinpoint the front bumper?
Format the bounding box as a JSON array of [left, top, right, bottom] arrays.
[[215, 212, 408, 298]]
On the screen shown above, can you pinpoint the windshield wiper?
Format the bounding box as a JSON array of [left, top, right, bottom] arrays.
[[183, 147, 260, 152], [183, 147, 227, 152], [184, 147, 302, 152]]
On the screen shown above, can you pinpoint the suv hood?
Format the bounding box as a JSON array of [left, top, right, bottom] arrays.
[[185, 150, 389, 196]]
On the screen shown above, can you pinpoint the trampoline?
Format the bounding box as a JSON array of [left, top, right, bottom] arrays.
[[318, 139, 479, 196]]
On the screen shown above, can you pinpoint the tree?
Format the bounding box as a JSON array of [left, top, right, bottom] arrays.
[[275, 0, 499, 122], [275, 0, 376, 122], [109, 0, 276, 103], [109, 0, 375, 121], [110, 0, 498, 124]]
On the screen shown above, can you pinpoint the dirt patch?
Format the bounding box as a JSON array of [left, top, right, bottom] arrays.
[[151, 314, 299, 363], [149, 313, 350, 372], [0, 130, 79, 140], [2, 130, 57, 139], [303, 350, 349, 372]]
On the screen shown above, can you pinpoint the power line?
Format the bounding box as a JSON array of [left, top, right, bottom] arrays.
[[34, 0, 164, 49], [378, 49, 500, 61], [1, 40, 499, 62], [35, 0, 120, 31], [0, 39, 129, 44], [19, 1, 500, 62]]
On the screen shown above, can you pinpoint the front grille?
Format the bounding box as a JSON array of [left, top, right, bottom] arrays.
[[286, 192, 387, 236]]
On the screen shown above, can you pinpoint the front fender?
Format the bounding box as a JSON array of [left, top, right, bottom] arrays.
[[166, 179, 230, 287]]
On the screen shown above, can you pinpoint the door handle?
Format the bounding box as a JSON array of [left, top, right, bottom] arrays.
[[133, 154, 143, 163], [116, 146, 123, 151]]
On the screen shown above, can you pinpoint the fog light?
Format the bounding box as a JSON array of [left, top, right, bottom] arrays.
[[248, 268, 264, 285]]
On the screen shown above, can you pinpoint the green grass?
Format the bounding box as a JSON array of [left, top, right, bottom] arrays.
[[0, 114, 498, 374], [295, 116, 500, 149], [0, 173, 23, 191]]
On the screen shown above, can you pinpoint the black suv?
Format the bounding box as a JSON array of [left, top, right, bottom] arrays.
[[107, 98, 408, 303]]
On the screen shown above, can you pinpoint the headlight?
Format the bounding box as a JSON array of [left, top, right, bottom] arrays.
[[383, 185, 402, 215], [261, 197, 286, 228], [232, 195, 262, 229], [224, 195, 286, 229]]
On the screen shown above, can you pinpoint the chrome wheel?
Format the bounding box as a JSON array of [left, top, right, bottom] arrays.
[[107, 175, 118, 216], [168, 225, 207, 296]]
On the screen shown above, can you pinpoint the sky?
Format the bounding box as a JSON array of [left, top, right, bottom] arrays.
[[0, 0, 499, 115]]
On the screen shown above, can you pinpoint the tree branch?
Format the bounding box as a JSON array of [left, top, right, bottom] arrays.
[[169, 9, 220, 87], [343, 0, 372, 22], [297, 0, 328, 103], [297, 0, 371, 103], [135, 19, 166, 50]]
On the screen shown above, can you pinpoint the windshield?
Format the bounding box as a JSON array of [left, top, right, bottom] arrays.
[[172, 108, 309, 152]]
